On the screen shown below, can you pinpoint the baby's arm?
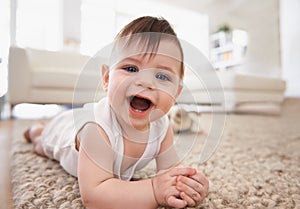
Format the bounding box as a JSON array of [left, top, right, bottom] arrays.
[[77, 123, 191, 209], [155, 123, 209, 207], [78, 123, 157, 209]]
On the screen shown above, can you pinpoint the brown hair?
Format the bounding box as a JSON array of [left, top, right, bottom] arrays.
[[114, 16, 184, 78]]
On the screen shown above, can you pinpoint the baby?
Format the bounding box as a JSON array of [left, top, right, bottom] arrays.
[[24, 16, 209, 209]]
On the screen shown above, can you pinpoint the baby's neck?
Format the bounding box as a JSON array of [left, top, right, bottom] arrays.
[[115, 114, 151, 143], [122, 126, 150, 144]]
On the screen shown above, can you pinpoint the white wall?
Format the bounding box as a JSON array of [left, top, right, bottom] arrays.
[[241, 1, 281, 77], [63, 0, 81, 44], [280, 0, 300, 97]]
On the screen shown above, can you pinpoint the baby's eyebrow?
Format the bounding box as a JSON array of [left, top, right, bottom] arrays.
[[121, 57, 140, 63], [156, 65, 176, 74], [112, 57, 139, 68]]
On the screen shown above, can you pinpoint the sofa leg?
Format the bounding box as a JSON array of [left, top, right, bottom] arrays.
[[0, 97, 13, 120], [0, 95, 4, 120]]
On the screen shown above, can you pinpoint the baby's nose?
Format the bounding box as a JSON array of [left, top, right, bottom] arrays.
[[135, 71, 156, 89]]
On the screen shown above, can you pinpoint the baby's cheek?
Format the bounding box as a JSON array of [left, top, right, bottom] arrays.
[[149, 109, 165, 121]]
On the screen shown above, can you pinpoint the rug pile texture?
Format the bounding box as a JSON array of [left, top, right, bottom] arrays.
[[10, 99, 300, 208]]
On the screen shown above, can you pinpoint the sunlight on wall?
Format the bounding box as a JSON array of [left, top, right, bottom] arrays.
[[80, 0, 116, 55], [16, 0, 63, 51]]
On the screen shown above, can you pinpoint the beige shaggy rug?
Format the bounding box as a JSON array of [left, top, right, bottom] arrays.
[[10, 99, 300, 209]]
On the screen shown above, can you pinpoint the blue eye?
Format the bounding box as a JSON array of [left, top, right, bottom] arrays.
[[123, 66, 138, 73], [155, 73, 171, 81]]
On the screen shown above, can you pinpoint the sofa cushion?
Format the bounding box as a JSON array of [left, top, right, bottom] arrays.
[[27, 48, 90, 69], [183, 71, 286, 91], [31, 68, 101, 90], [218, 71, 286, 91]]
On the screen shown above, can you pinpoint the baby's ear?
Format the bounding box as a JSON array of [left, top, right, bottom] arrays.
[[101, 64, 109, 92], [175, 84, 183, 100]]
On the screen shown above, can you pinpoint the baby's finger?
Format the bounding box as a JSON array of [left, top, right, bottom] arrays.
[[169, 167, 196, 177], [167, 195, 187, 208], [178, 175, 204, 194], [189, 173, 209, 195], [190, 172, 209, 185], [176, 179, 202, 204], [180, 192, 197, 207]]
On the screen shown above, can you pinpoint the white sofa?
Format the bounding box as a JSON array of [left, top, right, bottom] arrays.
[[8, 46, 106, 106], [177, 70, 286, 113], [8, 46, 286, 114]]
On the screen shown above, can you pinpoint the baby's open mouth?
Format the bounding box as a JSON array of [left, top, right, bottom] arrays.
[[129, 96, 153, 112]]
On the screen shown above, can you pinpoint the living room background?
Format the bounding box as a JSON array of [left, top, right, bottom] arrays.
[[1, 0, 299, 100], [0, 0, 209, 99]]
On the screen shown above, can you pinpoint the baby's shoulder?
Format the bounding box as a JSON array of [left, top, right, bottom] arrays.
[[78, 122, 110, 143]]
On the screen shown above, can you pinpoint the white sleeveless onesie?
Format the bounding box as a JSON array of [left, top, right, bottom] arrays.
[[40, 97, 169, 180]]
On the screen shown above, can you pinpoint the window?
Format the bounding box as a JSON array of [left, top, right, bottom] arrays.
[[0, 0, 10, 97]]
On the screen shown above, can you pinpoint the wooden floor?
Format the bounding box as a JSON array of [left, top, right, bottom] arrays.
[[0, 119, 14, 208]]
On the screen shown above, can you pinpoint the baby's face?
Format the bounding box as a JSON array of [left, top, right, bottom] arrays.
[[103, 39, 183, 131]]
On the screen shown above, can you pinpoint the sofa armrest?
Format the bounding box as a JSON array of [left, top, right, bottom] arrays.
[[7, 46, 32, 105]]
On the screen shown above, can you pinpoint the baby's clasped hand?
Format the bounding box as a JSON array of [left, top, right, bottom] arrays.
[[176, 170, 209, 207], [151, 167, 209, 208]]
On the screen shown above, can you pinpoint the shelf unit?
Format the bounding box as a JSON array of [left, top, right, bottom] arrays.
[[210, 30, 247, 71]]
